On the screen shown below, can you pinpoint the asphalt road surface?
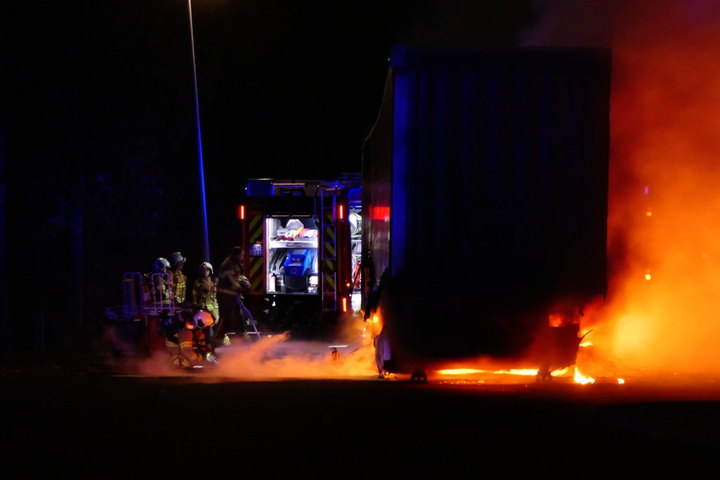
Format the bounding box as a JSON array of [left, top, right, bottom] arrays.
[[2, 353, 720, 477]]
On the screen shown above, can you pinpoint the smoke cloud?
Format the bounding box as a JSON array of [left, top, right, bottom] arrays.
[[523, 0, 720, 374], [132, 318, 378, 380]]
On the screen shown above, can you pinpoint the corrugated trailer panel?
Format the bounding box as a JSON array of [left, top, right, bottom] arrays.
[[363, 45, 611, 363], [362, 70, 394, 285]]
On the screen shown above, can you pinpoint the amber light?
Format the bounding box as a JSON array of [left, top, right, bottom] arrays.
[[238, 205, 245, 220]]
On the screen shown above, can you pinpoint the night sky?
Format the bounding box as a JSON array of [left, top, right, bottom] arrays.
[[0, 1, 535, 351]]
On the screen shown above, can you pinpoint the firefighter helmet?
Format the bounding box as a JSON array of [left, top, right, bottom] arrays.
[[199, 261, 214, 275], [169, 252, 186, 268], [188, 310, 215, 330], [153, 257, 170, 272]]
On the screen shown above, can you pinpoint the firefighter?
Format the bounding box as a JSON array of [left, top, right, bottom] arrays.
[[141, 257, 172, 355], [169, 251, 187, 305], [215, 246, 248, 345], [144, 257, 171, 305], [165, 309, 217, 368], [192, 262, 219, 339]]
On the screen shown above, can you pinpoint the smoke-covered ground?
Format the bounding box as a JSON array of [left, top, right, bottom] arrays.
[[132, 332, 378, 380], [109, 314, 380, 381]]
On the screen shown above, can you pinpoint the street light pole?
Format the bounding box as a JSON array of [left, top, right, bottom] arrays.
[[187, 0, 211, 263]]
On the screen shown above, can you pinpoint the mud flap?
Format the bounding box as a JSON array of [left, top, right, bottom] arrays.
[[536, 324, 581, 380], [375, 327, 393, 376]]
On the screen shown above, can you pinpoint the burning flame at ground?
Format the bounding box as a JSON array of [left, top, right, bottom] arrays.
[[524, 0, 720, 377], [436, 365, 601, 385], [573, 366, 595, 385]]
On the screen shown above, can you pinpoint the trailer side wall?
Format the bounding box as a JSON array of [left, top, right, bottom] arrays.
[[363, 46, 611, 362]]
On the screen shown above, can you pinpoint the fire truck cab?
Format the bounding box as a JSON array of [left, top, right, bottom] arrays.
[[238, 174, 362, 337]]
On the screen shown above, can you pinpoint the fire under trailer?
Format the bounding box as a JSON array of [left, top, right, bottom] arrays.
[[238, 175, 362, 337], [361, 45, 612, 380]]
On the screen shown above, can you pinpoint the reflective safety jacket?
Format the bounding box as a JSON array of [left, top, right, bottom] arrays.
[[143, 272, 171, 306], [193, 276, 219, 311], [167, 327, 211, 367], [218, 258, 245, 296], [171, 270, 187, 304], [179, 328, 206, 366]]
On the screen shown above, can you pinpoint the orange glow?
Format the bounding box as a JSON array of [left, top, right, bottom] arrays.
[[436, 367, 566, 378], [436, 366, 608, 385], [573, 366, 595, 385], [524, 1, 720, 377], [238, 205, 245, 220], [548, 314, 563, 327], [338, 205, 344, 221], [438, 368, 486, 376], [365, 312, 384, 337]]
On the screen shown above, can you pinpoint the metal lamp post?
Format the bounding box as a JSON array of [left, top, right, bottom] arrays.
[[187, 0, 211, 263]]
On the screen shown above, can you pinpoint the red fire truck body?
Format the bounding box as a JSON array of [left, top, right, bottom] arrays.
[[238, 175, 362, 336]]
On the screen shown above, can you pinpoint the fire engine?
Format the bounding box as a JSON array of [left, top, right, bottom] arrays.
[[237, 174, 362, 337]]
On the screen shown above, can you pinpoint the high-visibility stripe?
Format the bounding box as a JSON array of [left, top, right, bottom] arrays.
[[324, 226, 335, 241], [323, 259, 336, 274], [249, 215, 263, 243], [249, 258, 262, 278], [248, 257, 263, 291], [246, 214, 264, 292]]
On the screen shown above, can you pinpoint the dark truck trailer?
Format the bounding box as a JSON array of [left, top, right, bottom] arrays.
[[362, 45, 611, 378]]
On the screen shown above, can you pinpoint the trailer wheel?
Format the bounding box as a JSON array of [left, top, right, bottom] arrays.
[[411, 370, 428, 384], [536, 367, 553, 382]]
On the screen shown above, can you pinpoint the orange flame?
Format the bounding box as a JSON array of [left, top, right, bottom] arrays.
[[573, 366, 595, 385], [437, 366, 604, 385], [524, 1, 720, 377]]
